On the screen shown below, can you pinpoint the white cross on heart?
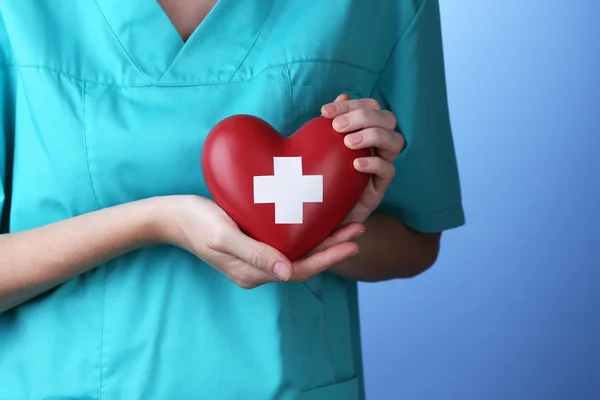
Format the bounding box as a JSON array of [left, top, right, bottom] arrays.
[[253, 157, 323, 224]]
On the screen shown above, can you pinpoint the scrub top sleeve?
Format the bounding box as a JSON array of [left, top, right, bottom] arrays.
[[371, 0, 465, 233]]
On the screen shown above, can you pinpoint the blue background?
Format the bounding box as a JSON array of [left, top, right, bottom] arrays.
[[359, 1, 600, 399]]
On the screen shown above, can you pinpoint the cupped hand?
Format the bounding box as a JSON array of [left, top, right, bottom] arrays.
[[321, 94, 405, 223], [159, 195, 364, 289]]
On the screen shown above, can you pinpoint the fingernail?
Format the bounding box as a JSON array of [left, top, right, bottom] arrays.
[[273, 262, 292, 281], [322, 104, 337, 115], [345, 133, 362, 147], [333, 116, 349, 130], [354, 158, 368, 168], [352, 230, 365, 239]]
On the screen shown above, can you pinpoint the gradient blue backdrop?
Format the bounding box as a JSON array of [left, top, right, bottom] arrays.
[[359, 1, 600, 399]]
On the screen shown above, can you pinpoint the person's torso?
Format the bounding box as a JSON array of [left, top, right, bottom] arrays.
[[0, 1, 416, 398]]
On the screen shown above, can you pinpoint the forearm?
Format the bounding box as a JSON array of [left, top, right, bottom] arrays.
[[0, 197, 165, 313], [330, 213, 441, 282]]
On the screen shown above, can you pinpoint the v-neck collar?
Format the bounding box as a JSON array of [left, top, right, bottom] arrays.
[[94, 0, 274, 84]]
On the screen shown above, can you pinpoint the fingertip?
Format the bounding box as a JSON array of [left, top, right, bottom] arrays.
[[323, 95, 350, 118], [292, 241, 359, 280], [321, 103, 337, 118], [338, 221, 365, 237], [333, 242, 360, 260], [273, 261, 292, 281], [246, 240, 292, 280], [343, 135, 351, 148], [332, 116, 349, 131], [352, 229, 365, 239], [353, 158, 369, 169], [331, 241, 359, 257]]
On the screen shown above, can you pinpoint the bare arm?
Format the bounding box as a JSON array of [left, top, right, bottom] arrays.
[[0, 195, 361, 313], [319, 96, 448, 282], [330, 212, 441, 282], [0, 197, 163, 313]]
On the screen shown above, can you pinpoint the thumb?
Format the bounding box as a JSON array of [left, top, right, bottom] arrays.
[[222, 230, 293, 281]]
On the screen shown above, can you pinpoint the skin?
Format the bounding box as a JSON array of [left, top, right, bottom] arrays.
[[322, 95, 442, 282], [0, 196, 362, 312], [153, 1, 442, 279], [0, 95, 440, 312], [157, 0, 218, 41], [0, 4, 442, 312]]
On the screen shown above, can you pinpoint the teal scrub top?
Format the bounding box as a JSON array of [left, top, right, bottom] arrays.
[[0, 0, 465, 399]]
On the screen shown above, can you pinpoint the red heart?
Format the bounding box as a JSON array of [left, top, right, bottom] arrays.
[[201, 115, 370, 261]]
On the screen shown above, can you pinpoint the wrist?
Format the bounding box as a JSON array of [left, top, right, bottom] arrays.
[[135, 196, 181, 246], [143, 195, 200, 249]]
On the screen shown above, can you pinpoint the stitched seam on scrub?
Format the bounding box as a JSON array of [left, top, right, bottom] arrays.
[[1, 59, 379, 88], [228, 0, 276, 81], [285, 284, 302, 400], [82, 81, 107, 399], [299, 374, 358, 394], [284, 63, 294, 123], [98, 263, 108, 400], [396, 203, 465, 216], [368, 0, 429, 99], [92, 0, 152, 85], [82, 82, 101, 210]]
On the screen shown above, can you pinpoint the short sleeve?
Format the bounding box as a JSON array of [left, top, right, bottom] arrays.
[[371, 0, 465, 233]]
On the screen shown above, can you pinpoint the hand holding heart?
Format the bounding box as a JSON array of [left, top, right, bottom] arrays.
[[160, 195, 363, 288], [321, 94, 405, 224], [195, 95, 403, 288]]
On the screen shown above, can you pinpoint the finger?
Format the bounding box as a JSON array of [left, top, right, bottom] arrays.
[[321, 97, 381, 118], [292, 242, 359, 281], [307, 222, 365, 256], [344, 128, 405, 161], [354, 157, 396, 193], [219, 230, 293, 281], [220, 258, 272, 290], [332, 108, 397, 133], [334, 93, 351, 102]]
